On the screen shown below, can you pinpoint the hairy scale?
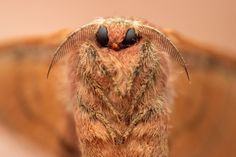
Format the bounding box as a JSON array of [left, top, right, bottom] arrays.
[[48, 17, 188, 157]]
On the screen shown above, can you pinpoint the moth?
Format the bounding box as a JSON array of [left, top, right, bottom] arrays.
[[48, 17, 189, 157]]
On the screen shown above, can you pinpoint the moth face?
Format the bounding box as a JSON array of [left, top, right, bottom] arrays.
[[95, 22, 141, 52], [47, 17, 189, 85], [88, 22, 147, 96]]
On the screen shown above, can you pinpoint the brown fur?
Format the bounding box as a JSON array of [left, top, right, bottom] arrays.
[[62, 18, 173, 157]]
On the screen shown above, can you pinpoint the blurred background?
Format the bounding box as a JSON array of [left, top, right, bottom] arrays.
[[0, 0, 236, 157], [0, 0, 236, 52]]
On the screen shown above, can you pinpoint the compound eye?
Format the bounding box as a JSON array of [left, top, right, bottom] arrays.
[[122, 28, 139, 47], [96, 25, 109, 47]]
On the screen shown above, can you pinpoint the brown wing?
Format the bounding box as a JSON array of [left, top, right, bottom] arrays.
[[0, 30, 79, 157], [163, 29, 236, 157]]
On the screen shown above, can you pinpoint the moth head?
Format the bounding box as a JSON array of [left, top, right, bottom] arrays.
[[47, 17, 189, 80], [95, 20, 141, 51]]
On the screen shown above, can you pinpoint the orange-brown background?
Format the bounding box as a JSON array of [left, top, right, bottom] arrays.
[[0, 0, 236, 51]]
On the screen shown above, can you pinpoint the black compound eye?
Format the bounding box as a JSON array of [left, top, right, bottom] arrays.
[[96, 25, 109, 47], [122, 28, 139, 47]]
